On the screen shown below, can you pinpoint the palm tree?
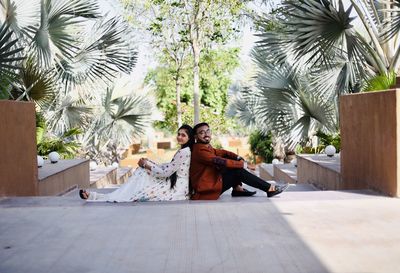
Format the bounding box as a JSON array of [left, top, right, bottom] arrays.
[[230, 47, 339, 149], [231, 0, 400, 148], [82, 87, 155, 165], [257, 0, 400, 95], [1, 0, 137, 101], [1, 0, 151, 163]]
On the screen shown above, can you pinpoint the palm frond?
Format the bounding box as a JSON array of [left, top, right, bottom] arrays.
[[9, 59, 56, 107], [281, 0, 386, 77], [227, 87, 260, 128], [30, 0, 100, 68], [0, 20, 25, 99], [57, 17, 137, 88], [363, 0, 385, 26], [48, 0, 99, 19], [45, 94, 94, 135], [245, 45, 339, 149], [0, 21, 24, 75], [88, 88, 153, 149], [380, 0, 400, 41], [0, 0, 39, 40]]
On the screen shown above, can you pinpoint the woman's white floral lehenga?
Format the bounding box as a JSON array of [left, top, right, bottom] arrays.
[[87, 147, 191, 202]]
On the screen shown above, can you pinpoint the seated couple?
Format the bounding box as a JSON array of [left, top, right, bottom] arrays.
[[79, 123, 288, 202]]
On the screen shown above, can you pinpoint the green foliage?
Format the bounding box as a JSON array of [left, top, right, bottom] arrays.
[[181, 103, 240, 134], [145, 66, 192, 115], [295, 131, 341, 155], [155, 103, 240, 135], [211, 138, 223, 149], [316, 131, 341, 152], [0, 75, 13, 99], [200, 48, 240, 113], [81, 86, 154, 165], [37, 129, 82, 160], [125, 0, 246, 124], [36, 112, 47, 144], [295, 145, 324, 154], [248, 131, 274, 163], [36, 111, 81, 159], [260, 0, 400, 97], [146, 48, 240, 132], [364, 71, 397, 92]]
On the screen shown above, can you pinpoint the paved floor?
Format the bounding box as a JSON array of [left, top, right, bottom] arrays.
[[1, 185, 400, 273]]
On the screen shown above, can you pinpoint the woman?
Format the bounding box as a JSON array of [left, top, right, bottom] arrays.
[[79, 124, 194, 202]]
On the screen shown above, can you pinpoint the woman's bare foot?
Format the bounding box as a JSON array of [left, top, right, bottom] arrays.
[[79, 189, 89, 200]]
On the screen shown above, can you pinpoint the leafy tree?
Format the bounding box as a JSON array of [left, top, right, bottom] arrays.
[[182, 0, 246, 124], [143, 0, 192, 128], [146, 48, 240, 133], [121, 0, 247, 124], [200, 49, 240, 114]]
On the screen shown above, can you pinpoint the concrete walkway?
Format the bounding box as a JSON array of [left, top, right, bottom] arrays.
[[1, 186, 400, 273]]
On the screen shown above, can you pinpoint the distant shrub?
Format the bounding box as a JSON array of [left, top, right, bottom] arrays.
[[248, 131, 273, 163]]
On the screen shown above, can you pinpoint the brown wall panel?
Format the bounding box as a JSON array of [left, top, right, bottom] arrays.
[[340, 90, 399, 196], [0, 101, 38, 196]]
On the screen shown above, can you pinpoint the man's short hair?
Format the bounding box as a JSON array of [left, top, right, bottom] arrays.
[[193, 122, 209, 134]]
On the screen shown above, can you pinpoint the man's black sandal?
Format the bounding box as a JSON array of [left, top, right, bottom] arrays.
[[267, 183, 289, 197], [231, 188, 257, 197]]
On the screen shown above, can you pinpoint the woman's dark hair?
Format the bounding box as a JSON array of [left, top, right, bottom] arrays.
[[169, 124, 194, 189]]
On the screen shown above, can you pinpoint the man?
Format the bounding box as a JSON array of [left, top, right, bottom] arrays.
[[190, 122, 288, 200]]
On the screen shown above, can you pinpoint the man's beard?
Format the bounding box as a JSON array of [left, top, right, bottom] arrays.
[[197, 137, 211, 144]]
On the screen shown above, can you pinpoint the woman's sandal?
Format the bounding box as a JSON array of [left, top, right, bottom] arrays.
[[79, 189, 89, 200]]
